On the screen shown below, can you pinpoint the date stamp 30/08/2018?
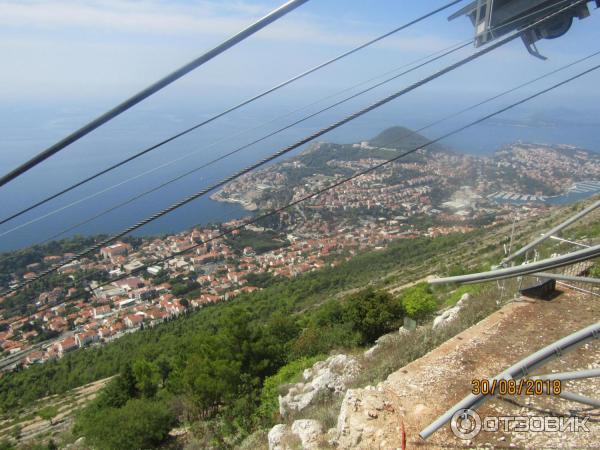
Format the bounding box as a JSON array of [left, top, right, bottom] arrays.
[[471, 378, 562, 396]]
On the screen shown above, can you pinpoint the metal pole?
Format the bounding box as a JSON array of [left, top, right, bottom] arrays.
[[557, 391, 600, 408], [532, 368, 600, 381], [430, 244, 600, 285], [502, 199, 600, 265], [419, 321, 600, 440], [0, 0, 310, 188], [549, 235, 591, 248], [533, 272, 600, 285]]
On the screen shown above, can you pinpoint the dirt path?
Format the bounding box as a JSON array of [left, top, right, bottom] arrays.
[[0, 376, 112, 444], [336, 289, 600, 449]]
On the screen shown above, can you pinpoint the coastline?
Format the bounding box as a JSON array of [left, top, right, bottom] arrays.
[[210, 190, 258, 211]]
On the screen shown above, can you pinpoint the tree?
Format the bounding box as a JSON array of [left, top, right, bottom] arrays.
[[96, 364, 138, 409], [76, 399, 175, 450], [400, 283, 438, 321], [343, 289, 402, 344], [133, 359, 159, 398], [155, 355, 172, 386], [184, 354, 240, 418]]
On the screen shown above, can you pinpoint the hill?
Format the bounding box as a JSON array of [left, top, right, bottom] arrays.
[[1, 194, 597, 449], [367, 126, 445, 153]]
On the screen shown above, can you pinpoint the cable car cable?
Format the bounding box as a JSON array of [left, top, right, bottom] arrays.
[[0, 42, 471, 239], [0, 0, 462, 223], [8, 0, 589, 291], [45, 61, 600, 296], [0, 0, 312, 189]]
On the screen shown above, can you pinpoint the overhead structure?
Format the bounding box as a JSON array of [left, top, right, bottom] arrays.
[[449, 0, 598, 58], [430, 243, 600, 285], [502, 198, 600, 265], [419, 321, 600, 440]]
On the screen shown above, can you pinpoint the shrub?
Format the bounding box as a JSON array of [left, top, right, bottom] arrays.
[[75, 398, 175, 450], [399, 283, 437, 320], [343, 289, 402, 344], [37, 405, 59, 421]]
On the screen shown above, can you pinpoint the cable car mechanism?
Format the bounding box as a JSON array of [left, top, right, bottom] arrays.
[[449, 0, 598, 59]]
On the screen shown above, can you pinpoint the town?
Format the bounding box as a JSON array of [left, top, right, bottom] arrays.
[[1, 136, 599, 371]]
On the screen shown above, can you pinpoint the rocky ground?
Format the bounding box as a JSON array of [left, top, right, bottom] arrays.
[[0, 377, 111, 447], [268, 287, 600, 449], [335, 289, 600, 449]]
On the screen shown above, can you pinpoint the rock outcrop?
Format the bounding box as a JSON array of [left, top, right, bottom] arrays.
[[279, 354, 361, 417], [335, 388, 394, 449], [268, 424, 288, 450], [268, 420, 324, 450], [291, 420, 324, 449], [432, 293, 470, 329]]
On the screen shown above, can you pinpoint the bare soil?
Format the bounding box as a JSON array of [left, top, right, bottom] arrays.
[[342, 288, 600, 449]]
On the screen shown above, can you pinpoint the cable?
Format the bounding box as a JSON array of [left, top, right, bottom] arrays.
[[7, 0, 588, 291], [0, 0, 311, 189], [416, 48, 600, 134], [8, 41, 598, 248], [0, 0, 463, 224], [0, 41, 471, 239], [75, 62, 600, 295], [3, 0, 581, 239], [7, 25, 595, 295]]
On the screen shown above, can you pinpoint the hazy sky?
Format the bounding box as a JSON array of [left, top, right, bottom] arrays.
[[1, 0, 599, 173], [1, 0, 599, 102]]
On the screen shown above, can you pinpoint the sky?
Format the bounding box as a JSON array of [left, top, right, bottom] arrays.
[[1, 1, 599, 101], [1, 0, 599, 168], [0, 0, 599, 250]]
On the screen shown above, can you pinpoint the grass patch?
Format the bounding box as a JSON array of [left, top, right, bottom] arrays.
[[37, 405, 59, 421]]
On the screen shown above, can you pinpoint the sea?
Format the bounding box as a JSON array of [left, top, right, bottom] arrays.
[[1, 103, 599, 253]]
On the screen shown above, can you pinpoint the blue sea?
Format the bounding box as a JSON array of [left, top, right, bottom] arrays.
[[1, 101, 599, 253]]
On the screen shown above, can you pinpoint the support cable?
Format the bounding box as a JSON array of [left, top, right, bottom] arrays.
[[0, 0, 311, 188], [0, 41, 472, 239], [6, 43, 599, 246], [0, 0, 462, 222], [7, 43, 595, 294]]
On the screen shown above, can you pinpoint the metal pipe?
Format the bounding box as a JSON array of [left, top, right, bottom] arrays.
[[557, 391, 600, 408], [549, 235, 591, 248], [502, 199, 600, 265], [556, 281, 600, 298], [533, 368, 600, 381], [533, 272, 600, 285], [429, 244, 600, 285], [419, 321, 600, 440]]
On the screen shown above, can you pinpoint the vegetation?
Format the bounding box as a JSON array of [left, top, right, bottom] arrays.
[[399, 282, 438, 320], [225, 229, 288, 255], [255, 355, 324, 425], [0, 232, 486, 447], [75, 397, 174, 450]]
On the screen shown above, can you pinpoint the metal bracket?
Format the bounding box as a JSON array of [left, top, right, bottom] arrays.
[[521, 32, 547, 60]]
